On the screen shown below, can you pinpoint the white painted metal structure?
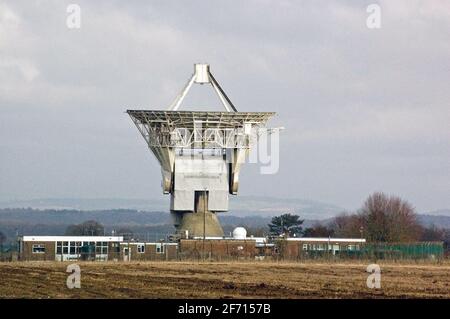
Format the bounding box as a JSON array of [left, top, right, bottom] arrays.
[[168, 63, 237, 112], [127, 64, 276, 237]]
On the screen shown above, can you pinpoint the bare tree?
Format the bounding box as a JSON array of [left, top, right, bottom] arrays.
[[245, 226, 267, 237], [331, 213, 363, 238], [0, 231, 6, 256], [420, 225, 446, 242], [360, 192, 421, 242], [116, 227, 134, 241], [360, 193, 391, 242], [65, 220, 104, 236], [329, 193, 422, 243], [303, 223, 334, 237]]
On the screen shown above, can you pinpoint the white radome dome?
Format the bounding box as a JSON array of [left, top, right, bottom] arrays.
[[232, 227, 247, 239]]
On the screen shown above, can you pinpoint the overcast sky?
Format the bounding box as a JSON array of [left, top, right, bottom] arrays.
[[0, 0, 449, 213]]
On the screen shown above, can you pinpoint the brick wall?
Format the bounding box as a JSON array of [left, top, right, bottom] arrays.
[[179, 239, 256, 261], [119, 243, 178, 261], [21, 241, 55, 261]]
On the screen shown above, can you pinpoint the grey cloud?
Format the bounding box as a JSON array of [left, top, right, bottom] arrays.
[[0, 0, 449, 213]]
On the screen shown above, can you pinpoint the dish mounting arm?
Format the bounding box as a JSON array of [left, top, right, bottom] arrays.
[[168, 63, 238, 112]]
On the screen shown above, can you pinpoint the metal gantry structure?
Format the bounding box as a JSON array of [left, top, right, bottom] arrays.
[[127, 110, 274, 149], [127, 64, 276, 237]]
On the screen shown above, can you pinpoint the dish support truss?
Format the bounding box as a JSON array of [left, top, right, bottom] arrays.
[[127, 110, 275, 196], [168, 63, 237, 112], [126, 64, 278, 237]]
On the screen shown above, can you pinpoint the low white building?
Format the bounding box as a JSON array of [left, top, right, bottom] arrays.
[[18, 236, 123, 261]]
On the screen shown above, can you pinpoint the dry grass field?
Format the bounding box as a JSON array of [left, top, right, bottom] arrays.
[[0, 261, 449, 299]]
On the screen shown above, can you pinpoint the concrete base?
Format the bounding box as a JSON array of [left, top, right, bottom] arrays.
[[172, 211, 224, 238], [171, 191, 224, 237]]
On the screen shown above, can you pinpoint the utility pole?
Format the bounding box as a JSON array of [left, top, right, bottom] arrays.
[[203, 188, 207, 261], [328, 236, 331, 260]]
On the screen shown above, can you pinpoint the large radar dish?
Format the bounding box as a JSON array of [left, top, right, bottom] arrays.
[[126, 64, 278, 238]]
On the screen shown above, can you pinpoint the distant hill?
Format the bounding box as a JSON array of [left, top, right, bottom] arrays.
[[422, 209, 450, 217], [0, 208, 168, 226], [0, 198, 169, 212], [0, 208, 320, 243], [418, 214, 450, 229], [0, 196, 346, 219], [229, 196, 345, 219]]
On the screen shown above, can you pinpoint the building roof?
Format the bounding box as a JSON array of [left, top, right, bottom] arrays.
[[286, 237, 366, 243], [20, 236, 123, 242], [119, 242, 178, 245], [191, 236, 258, 241]]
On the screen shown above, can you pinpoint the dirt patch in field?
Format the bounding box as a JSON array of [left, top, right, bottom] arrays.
[[1, 261, 449, 298]]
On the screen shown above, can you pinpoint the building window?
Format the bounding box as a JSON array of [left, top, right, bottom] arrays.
[[63, 241, 69, 254], [137, 244, 145, 253], [75, 242, 82, 254], [111, 243, 120, 253], [347, 244, 360, 251], [32, 244, 45, 254], [56, 241, 82, 255], [156, 243, 164, 254], [303, 244, 308, 250], [95, 242, 108, 255], [69, 241, 76, 254]]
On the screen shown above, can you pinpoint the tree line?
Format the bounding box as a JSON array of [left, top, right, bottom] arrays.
[[65, 220, 137, 240], [268, 192, 450, 244], [1, 192, 448, 248]]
